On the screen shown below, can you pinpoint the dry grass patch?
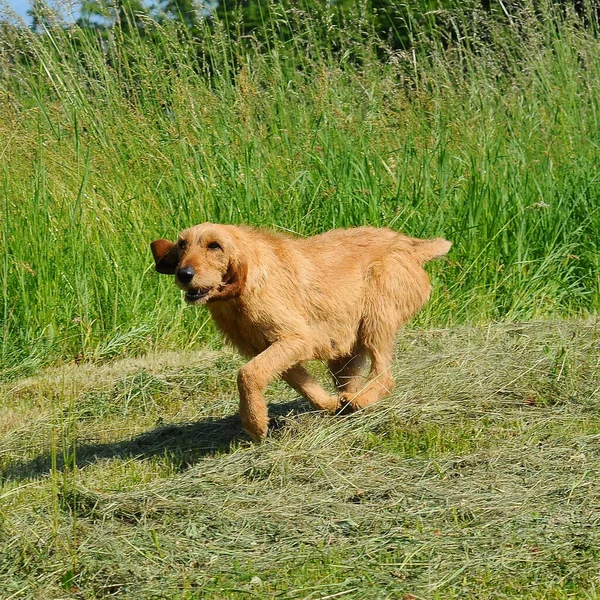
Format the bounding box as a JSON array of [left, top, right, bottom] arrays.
[[1, 321, 599, 599]]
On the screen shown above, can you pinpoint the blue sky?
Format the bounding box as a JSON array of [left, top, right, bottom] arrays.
[[3, 0, 80, 23], [5, 0, 31, 20]]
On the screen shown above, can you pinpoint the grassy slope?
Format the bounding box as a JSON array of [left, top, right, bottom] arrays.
[[1, 4, 600, 376], [1, 321, 599, 598]]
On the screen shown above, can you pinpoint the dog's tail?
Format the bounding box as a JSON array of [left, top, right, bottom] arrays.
[[411, 237, 452, 264]]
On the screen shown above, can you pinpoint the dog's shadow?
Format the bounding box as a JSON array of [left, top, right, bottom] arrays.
[[3, 399, 310, 482]]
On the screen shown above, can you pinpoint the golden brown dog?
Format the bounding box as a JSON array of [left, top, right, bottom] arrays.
[[151, 224, 450, 441]]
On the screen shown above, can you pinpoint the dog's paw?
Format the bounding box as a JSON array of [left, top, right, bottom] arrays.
[[243, 421, 269, 443], [336, 393, 359, 415], [248, 429, 268, 444]]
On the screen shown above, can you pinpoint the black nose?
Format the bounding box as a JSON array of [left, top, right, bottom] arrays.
[[176, 266, 194, 284]]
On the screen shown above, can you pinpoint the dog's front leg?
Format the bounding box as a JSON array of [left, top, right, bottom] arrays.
[[237, 337, 310, 442]]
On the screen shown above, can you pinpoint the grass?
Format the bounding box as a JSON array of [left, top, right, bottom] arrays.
[[0, 2, 599, 375], [1, 3, 600, 597], [1, 321, 599, 598]]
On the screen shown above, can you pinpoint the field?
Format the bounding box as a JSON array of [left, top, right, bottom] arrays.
[[2, 322, 600, 598], [1, 1, 600, 598]]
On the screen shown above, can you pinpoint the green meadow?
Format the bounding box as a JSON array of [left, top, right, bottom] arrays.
[[1, 1, 599, 375], [1, 1, 599, 597]]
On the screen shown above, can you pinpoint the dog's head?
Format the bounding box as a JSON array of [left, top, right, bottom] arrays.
[[151, 223, 247, 304]]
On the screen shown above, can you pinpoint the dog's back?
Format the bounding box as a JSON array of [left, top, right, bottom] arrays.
[[215, 226, 450, 361], [291, 227, 451, 328]]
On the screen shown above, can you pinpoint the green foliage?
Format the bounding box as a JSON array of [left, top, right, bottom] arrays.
[[78, 0, 151, 34], [0, 3, 599, 375]]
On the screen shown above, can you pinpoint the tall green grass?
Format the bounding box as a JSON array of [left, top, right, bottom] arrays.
[[1, 2, 599, 376]]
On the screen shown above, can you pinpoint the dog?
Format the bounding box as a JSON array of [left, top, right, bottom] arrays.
[[151, 223, 451, 441]]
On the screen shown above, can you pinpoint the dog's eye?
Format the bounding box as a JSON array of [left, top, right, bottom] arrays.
[[207, 241, 222, 251], [177, 240, 188, 251]]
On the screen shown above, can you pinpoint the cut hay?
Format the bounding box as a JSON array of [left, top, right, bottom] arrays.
[[1, 321, 599, 598]]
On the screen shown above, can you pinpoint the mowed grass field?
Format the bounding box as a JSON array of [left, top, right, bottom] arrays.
[[1, 1, 600, 598], [2, 322, 600, 598]]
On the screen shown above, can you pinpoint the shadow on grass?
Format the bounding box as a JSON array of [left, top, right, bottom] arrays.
[[2, 399, 310, 481]]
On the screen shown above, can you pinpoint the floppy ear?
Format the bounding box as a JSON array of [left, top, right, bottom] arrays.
[[151, 239, 179, 275], [208, 257, 248, 302]]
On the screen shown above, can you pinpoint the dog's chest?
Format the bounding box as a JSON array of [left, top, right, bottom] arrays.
[[208, 300, 271, 357]]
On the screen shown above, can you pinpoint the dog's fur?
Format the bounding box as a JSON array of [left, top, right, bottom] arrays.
[[151, 224, 451, 441]]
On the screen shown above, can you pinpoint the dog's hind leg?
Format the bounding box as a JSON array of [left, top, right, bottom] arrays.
[[328, 350, 368, 395], [282, 365, 339, 413], [339, 344, 395, 411]]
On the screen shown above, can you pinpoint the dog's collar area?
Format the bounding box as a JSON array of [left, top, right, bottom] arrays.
[[221, 272, 237, 287]]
